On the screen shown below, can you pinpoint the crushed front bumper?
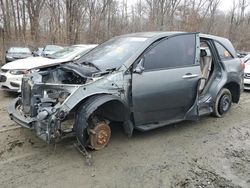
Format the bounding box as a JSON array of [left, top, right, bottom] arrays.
[[7, 97, 35, 129], [7, 97, 68, 143]]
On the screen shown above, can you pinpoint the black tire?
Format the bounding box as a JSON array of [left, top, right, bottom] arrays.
[[74, 105, 89, 147], [212, 88, 232, 117], [74, 102, 112, 150]]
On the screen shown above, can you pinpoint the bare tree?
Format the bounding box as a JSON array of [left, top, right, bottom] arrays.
[[206, 0, 221, 34], [26, 0, 45, 42]]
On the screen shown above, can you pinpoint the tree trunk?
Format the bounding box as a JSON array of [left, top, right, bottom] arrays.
[[10, 0, 18, 38], [16, 0, 22, 36], [22, 0, 26, 39]]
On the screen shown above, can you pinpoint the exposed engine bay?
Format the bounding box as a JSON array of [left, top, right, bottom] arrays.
[[41, 62, 100, 85], [21, 62, 101, 116], [14, 62, 106, 143]]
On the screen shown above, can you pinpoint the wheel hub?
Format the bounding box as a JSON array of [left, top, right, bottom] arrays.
[[221, 95, 230, 112], [89, 122, 111, 150]]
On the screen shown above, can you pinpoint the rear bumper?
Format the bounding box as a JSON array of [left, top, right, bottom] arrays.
[[7, 98, 34, 129]]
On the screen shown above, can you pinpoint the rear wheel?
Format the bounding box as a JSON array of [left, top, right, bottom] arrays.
[[212, 88, 232, 117]]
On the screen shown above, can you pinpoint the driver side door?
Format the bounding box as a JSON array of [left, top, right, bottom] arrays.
[[132, 34, 201, 125]]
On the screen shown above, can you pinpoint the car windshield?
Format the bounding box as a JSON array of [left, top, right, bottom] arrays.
[[47, 46, 82, 59], [244, 54, 250, 62], [246, 59, 250, 65], [79, 37, 148, 70], [44, 45, 62, 52], [8, 47, 31, 54]]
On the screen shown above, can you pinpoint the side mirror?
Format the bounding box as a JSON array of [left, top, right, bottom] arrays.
[[133, 58, 145, 74]]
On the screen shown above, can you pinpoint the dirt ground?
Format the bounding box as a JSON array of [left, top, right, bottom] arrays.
[[0, 91, 250, 188]]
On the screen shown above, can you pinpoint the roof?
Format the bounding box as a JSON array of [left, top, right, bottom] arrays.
[[118, 31, 237, 57], [119, 31, 187, 38]]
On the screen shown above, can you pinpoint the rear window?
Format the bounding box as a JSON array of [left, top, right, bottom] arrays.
[[214, 41, 233, 60]]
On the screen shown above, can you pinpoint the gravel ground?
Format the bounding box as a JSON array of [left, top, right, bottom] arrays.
[[0, 90, 250, 188]]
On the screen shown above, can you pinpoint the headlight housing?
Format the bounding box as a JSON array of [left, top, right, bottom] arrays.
[[9, 70, 28, 75]]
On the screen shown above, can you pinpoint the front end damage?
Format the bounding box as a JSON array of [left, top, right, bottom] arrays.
[[7, 63, 125, 143]]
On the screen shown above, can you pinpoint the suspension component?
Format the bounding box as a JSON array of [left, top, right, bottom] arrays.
[[89, 121, 111, 150]]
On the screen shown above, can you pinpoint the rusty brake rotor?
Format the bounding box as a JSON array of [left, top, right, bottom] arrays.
[[89, 121, 111, 150]]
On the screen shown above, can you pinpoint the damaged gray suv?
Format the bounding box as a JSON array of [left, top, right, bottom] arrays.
[[7, 32, 244, 150]]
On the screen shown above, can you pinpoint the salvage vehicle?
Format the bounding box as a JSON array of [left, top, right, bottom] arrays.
[[0, 44, 97, 92], [5, 47, 33, 63], [7, 32, 244, 150]]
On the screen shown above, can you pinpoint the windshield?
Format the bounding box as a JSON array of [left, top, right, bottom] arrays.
[[79, 37, 148, 70], [244, 54, 250, 62], [8, 47, 31, 54], [44, 45, 63, 52], [246, 59, 250, 65], [48, 46, 82, 59]]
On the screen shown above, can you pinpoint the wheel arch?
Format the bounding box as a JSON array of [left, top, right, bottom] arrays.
[[74, 94, 131, 147], [76, 94, 130, 123], [223, 82, 241, 103]]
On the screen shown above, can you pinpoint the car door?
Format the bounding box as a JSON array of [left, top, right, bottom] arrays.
[[132, 33, 201, 125]]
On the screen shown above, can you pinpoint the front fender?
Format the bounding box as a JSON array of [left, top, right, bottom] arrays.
[[59, 71, 125, 114], [75, 94, 133, 138], [78, 94, 130, 121]]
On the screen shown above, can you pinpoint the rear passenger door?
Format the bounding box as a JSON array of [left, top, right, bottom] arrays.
[[132, 34, 201, 125]]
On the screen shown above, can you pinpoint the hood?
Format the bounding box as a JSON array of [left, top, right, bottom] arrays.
[[1, 57, 60, 70], [59, 62, 100, 78]]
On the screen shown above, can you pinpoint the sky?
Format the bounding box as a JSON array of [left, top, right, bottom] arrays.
[[126, 0, 249, 13], [218, 0, 234, 12], [219, 0, 250, 13]]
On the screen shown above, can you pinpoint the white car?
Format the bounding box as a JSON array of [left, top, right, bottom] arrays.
[[0, 44, 97, 92], [244, 58, 250, 90]]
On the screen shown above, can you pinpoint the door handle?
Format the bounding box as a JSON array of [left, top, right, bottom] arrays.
[[182, 74, 199, 79]]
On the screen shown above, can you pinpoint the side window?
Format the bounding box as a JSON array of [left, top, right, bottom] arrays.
[[143, 34, 196, 70], [214, 41, 233, 60]]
